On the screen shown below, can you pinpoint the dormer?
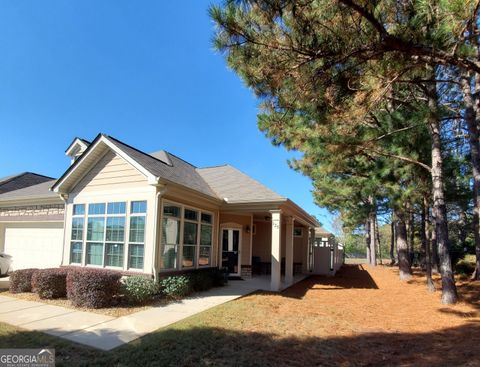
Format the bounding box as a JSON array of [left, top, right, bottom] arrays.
[[65, 137, 90, 164]]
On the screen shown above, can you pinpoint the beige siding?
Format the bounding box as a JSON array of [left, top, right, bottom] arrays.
[[72, 151, 147, 193], [219, 213, 251, 265], [253, 220, 308, 267]]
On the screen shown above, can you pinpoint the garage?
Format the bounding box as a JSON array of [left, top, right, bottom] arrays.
[[1, 222, 64, 270]]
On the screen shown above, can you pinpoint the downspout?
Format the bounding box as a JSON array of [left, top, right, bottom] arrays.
[[59, 194, 69, 267]]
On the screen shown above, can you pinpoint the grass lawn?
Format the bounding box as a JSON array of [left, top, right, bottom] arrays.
[[0, 265, 479, 367]]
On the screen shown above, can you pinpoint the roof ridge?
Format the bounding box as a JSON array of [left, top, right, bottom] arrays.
[[0, 172, 55, 186], [197, 164, 229, 170], [162, 150, 197, 168], [105, 135, 174, 168]]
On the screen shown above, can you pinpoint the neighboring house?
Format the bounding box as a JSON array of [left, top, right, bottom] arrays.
[[0, 134, 328, 290], [312, 227, 343, 275], [0, 173, 64, 270]]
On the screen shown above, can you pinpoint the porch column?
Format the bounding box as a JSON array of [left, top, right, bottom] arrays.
[[309, 227, 316, 272], [270, 209, 282, 291], [285, 216, 294, 286]]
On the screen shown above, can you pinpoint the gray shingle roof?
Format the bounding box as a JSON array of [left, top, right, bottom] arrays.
[[106, 136, 219, 199], [0, 172, 54, 195], [196, 165, 285, 203], [0, 180, 59, 201]]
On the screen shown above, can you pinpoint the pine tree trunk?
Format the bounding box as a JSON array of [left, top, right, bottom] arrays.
[[375, 219, 383, 265], [409, 209, 415, 266], [394, 209, 412, 280], [368, 196, 377, 266], [366, 218, 371, 264], [460, 73, 480, 281], [423, 197, 435, 292], [431, 213, 439, 273], [390, 213, 396, 266], [426, 81, 458, 304]]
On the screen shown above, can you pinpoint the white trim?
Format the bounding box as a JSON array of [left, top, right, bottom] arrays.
[[220, 227, 242, 277], [65, 138, 89, 157], [53, 135, 159, 193]]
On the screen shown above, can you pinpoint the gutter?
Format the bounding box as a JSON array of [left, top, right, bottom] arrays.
[[59, 194, 69, 267]]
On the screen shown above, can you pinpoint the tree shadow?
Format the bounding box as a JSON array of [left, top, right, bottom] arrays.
[[1, 321, 479, 366], [282, 265, 378, 299]]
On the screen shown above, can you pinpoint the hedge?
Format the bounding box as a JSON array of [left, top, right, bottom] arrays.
[[31, 268, 69, 299], [66, 268, 122, 308], [122, 276, 159, 305], [9, 268, 38, 293]]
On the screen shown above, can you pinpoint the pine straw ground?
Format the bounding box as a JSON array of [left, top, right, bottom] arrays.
[[0, 264, 479, 367]]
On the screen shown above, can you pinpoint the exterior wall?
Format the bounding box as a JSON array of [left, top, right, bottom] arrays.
[[64, 150, 156, 275], [72, 151, 147, 193], [0, 204, 64, 222], [219, 213, 251, 266], [253, 220, 308, 269]]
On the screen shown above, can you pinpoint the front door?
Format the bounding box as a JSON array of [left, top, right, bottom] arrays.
[[222, 228, 241, 276]]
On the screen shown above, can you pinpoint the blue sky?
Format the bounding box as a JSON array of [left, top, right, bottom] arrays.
[[0, 1, 334, 231]]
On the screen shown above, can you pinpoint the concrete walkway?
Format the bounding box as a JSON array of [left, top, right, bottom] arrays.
[[0, 275, 306, 351]]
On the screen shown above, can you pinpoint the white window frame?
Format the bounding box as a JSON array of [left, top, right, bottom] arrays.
[[69, 200, 147, 272], [159, 199, 214, 272]]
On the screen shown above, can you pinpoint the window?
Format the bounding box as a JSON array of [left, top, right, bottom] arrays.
[[161, 205, 180, 270], [128, 201, 146, 269], [294, 227, 304, 237], [160, 201, 213, 271], [71, 201, 129, 268], [70, 204, 85, 264]]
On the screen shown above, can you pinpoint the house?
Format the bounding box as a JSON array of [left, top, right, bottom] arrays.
[[0, 134, 322, 291]]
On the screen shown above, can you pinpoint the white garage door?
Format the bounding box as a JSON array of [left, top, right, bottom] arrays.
[[3, 222, 64, 270]]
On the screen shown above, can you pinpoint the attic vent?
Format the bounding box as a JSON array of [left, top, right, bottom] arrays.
[[149, 150, 173, 166]]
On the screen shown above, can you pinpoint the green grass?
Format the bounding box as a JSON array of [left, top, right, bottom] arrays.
[[0, 299, 293, 367]]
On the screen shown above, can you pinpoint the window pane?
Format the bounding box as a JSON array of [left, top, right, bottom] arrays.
[[73, 204, 85, 216], [222, 230, 229, 251], [163, 205, 180, 218], [70, 242, 82, 264], [201, 213, 212, 224], [71, 217, 84, 241], [88, 203, 105, 215], [86, 242, 103, 265], [200, 225, 212, 246], [107, 202, 126, 214], [183, 222, 197, 245], [182, 245, 195, 268], [162, 218, 180, 245], [87, 218, 105, 241], [129, 216, 145, 243], [184, 209, 198, 221], [131, 201, 147, 214], [199, 246, 210, 266], [106, 217, 125, 242], [129, 244, 144, 269], [160, 244, 177, 270], [232, 230, 239, 252], [105, 243, 124, 267]]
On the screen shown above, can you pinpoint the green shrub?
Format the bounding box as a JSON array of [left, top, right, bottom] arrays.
[[160, 275, 192, 299], [189, 271, 214, 292], [67, 268, 122, 308], [455, 254, 476, 276], [9, 269, 38, 293], [31, 268, 69, 299], [122, 276, 159, 304]]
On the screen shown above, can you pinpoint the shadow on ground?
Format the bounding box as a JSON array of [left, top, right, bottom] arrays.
[[281, 264, 378, 299], [1, 321, 479, 367]]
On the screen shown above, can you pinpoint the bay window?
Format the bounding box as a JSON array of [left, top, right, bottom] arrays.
[[128, 201, 146, 270], [160, 201, 213, 271]]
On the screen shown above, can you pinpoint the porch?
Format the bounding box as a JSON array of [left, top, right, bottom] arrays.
[[219, 205, 318, 291]]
